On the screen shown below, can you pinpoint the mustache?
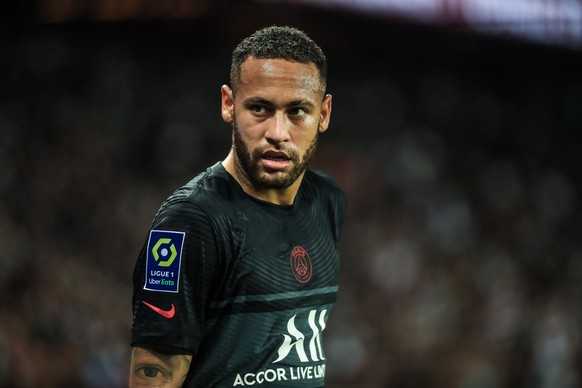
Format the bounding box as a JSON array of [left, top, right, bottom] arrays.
[[252, 145, 300, 163]]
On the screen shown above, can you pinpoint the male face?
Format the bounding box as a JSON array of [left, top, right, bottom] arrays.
[[232, 115, 318, 190], [221, 57, 332, 192]]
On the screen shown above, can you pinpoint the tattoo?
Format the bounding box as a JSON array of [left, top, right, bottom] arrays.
[[129, 345, 193, 388]]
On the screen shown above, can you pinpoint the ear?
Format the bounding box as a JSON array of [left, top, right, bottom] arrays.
[[318, 94, 332, 133], [221, 85, 234, 124]]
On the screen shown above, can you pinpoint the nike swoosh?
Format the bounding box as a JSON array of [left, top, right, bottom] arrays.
[[142, 301, 175, 319]]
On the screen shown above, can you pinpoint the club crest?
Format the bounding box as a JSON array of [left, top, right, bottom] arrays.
[[290, 246, 312, 283]]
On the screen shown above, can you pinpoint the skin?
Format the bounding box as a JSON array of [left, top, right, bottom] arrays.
[[129, 345, 192, 388], [222, 57, 332, 205], [129, 56, 332, 387]]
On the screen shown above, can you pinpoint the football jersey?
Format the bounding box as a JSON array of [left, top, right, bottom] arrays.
[[131, 162, 347, 387]]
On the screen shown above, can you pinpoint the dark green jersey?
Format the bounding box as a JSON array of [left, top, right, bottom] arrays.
[[131, 162, 346, 387]]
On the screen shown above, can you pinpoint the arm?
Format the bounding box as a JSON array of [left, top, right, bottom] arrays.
[[129, 345, 193, 388], [130, 201, 219, 387]]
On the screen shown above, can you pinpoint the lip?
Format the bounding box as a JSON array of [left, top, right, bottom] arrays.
[[262, 149, 289, 159], [261, 150, 291, 171]]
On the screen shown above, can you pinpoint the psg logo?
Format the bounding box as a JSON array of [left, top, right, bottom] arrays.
[[290, 246, 312, 283]]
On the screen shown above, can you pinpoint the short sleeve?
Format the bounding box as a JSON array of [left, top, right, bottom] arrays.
[[131, 199, 221, 354]]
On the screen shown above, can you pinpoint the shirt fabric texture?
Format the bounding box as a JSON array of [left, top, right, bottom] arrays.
[[132, 162, 347, 387]]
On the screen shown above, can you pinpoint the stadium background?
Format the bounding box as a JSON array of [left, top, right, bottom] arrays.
[[1, 0, 582, 386]]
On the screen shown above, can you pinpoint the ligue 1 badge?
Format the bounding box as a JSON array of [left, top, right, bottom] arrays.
[[144, 230, 185, 293]]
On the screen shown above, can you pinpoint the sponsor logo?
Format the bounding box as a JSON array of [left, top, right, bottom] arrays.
[[142, 301, 176, 319], [274, 309, 327, 363], [290, 246, 312, 283], [144, 230, 185, 293], [233, 365, 326, 386], [232, 309, 328, 386]]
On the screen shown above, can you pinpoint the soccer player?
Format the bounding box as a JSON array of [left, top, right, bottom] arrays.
[[129, 25, 347, 387]]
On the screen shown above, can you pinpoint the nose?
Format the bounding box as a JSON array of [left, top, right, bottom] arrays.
[[265, 111, 290, 145]]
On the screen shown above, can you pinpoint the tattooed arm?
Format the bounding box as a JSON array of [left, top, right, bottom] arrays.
[[129, 345, 192, 388]]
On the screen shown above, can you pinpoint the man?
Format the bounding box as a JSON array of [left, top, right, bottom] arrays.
[[130, 25, 347, 387]]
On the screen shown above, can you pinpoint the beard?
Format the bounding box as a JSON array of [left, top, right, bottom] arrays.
[[232, 119, 319, 190]]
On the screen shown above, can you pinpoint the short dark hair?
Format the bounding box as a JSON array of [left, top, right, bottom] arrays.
[[230, 25, 327, 94]]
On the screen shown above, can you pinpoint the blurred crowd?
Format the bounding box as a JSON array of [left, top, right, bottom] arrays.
[[1, 14, 581, 388]]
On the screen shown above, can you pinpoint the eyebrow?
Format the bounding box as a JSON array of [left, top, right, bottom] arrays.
[[242, 97, 316, 108]]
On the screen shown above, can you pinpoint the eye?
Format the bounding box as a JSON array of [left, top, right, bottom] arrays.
[[250, 105, 268, 114], [143, 366, 161, 378], [289, 107, 307, 117], [133, 365, 170, 384]]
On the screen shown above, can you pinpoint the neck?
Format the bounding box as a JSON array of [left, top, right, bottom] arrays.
[[222, 150, 303, 206]]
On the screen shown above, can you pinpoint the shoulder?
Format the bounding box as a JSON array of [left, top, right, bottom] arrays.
[[152, 163, 240, 229], [306, 169, 343, 188], [304, 170, 347, 203], [302, 170, 348, 223]]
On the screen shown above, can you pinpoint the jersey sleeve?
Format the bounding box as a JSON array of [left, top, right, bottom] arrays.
[[131, 199, 221, 354]]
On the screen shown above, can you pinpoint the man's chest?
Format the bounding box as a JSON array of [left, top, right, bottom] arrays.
[[223, 208, 340, 299]]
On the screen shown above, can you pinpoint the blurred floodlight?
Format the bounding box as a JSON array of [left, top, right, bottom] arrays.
[[273, 0, 582, 48]]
